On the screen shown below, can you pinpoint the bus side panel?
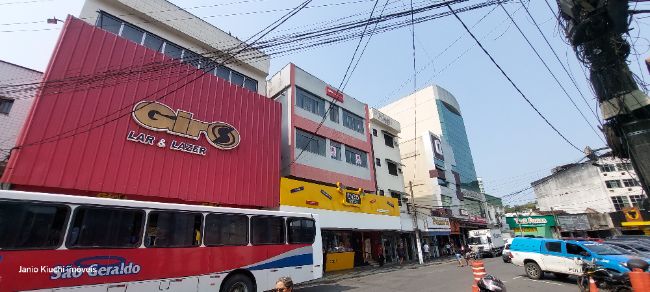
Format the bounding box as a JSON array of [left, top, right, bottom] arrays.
[[0, 245, 300, 291]]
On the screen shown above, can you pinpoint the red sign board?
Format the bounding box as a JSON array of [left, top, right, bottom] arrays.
[[1, 17, 281, 208], [325, 86, 344, 102]]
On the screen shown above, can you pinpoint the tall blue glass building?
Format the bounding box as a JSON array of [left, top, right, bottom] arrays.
[[434, 86, 480, 192]]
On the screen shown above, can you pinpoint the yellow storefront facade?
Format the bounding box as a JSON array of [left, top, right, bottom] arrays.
[[279, 177, 402, 272]]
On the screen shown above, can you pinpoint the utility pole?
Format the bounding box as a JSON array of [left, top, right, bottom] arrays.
[[555, 0, 650, 194], [409, 181, 424, 264]]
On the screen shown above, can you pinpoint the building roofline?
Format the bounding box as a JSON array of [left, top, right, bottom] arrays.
[[0, 60, 42, 74]]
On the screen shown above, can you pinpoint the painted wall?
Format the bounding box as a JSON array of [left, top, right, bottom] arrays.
[[268, 63, 375, 191], [0, 61, 42, 161], [534, 156, 644, 214], [279, 177, 400, 230], [79, 0, 269, 95], [1, 18, 281, 208], [369, 108, 405, 197]]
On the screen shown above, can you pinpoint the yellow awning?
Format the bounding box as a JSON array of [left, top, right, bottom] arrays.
[[621, 221, 650, 226]]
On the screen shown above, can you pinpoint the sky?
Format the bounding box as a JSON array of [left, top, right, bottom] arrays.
[[1, 0, 649, 205]]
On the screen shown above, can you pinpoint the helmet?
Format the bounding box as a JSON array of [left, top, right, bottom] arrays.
[[477, 275, 506, 292]]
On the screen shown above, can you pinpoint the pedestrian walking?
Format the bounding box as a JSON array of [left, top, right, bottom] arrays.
[[422, 242, 430, 261], [455, 247, 465, 267], [397, 242, 406, 265]]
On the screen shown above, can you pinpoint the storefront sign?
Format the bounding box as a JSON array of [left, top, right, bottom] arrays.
[[512, 227, 537, 233], [430, 134, 444, 161], [132, 101, 240, 150], [325, 86, 344, 102], [557, 214, 590, 231], [345, 192, 361, 206], [469, 215, 487, 224], [425, 216, 451, 232], [506, 215, 556, 228]]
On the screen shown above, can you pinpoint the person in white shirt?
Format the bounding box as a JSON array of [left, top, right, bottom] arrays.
[[422, 242, 430, 260]]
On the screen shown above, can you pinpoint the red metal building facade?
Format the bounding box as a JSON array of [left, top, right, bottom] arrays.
[[2, 17, 281, 208]]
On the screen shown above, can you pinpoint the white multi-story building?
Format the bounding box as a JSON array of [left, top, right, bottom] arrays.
[[381, 85, 487, 248], [0, 60, 42, 165], [79, 0, 269, 95], [369, 108, 406, 200], [533, 153, 645, 214]]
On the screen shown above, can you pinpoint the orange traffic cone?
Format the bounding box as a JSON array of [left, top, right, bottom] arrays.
[[629, 268, 650, 292], [589, 277, 598, 292], [471, 261, 485, 292]]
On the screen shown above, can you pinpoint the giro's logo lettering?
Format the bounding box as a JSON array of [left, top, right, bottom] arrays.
[[132, 101, 240, 150]]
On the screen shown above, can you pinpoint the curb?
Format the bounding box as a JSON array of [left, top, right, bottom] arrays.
[[298, 258, 457, 287]]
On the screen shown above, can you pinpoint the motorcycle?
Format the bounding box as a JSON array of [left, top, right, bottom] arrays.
[[576, 259, 631, 292], [477, 275, 506, 292]]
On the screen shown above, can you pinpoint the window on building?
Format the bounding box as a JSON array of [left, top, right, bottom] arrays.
[[183, 50, 202, 69], [379, 189, 384, 196], [372, 129, 377, 136], [230, 71, 245, 87], [0, 201, 69, 250], [611, 196, 631, 211], [0, 98, 14, 114], [441, 195, 452, 207], [296, 129, 326, 156], [390, 192, 402, 206], [376, 158, 381, 166], [629, 195, 646, 208], [215, 65, 231, 81], [142, 33, 164, 52], [287, 218, 315, 244], [296, 88, 325, 116], [616, 163, 632, 171], [605, 180, 622, 189], [68, 207, 144, 248], [387, 160, 398, 176], [120, 23, 145, 45], [243, 77, 258, 92], [96, 12, 122, 35], [344, 146, 367, 168], [623, 179, 640, 187], [145, 211, 202, 248], [599, 164, 617, 172], [164, 42, 183, 60], [330, 140, 342, 160], [545, 242, 562, 253], [342, 109, 365, 134], [251, 216, 285, 245], [384, 133, 395, 148], [204, 214, 248, 246], [329, 104, 339, 123]]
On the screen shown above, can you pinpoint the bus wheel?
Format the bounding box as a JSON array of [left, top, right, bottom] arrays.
[[221, 274, 254, 292]]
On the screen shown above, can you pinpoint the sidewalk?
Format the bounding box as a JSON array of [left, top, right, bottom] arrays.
[[301, 256, 458, 286]]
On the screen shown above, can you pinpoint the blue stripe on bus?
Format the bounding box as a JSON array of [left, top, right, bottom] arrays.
[[248, 253, 313, 271]]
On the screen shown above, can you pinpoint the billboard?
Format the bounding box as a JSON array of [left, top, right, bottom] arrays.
[[1, 17, 282, 208]]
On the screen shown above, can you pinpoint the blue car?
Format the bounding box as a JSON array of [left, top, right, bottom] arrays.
[[509, 238, 650, 279]]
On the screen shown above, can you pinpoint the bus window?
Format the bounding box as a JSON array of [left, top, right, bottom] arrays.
[[0, 201, 69, 250], [251, 216, 285, 245], [67, 206, 144, 248], [204, 214, 248, 246], [145, 211, 202, 248], [287, 218, 316, 244]]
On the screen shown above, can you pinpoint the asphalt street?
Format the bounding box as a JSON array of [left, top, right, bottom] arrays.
[[298, 258, 579, 292]]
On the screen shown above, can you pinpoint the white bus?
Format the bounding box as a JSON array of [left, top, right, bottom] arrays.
[[0, 190, 322, 291]]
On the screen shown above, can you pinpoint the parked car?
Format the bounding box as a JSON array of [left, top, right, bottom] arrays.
[[502, 243, 512, 263], [606, 241, 650, 257], [509, 238, 649, 280]]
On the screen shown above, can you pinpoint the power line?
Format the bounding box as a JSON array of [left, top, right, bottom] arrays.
[[446, 1, 583, 153], [517, 1, 601, 124], [8, 0, 315, 152], [497, 2, 605, 143]]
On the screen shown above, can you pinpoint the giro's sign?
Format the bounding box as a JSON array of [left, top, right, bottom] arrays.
[[131, 101, 240, 151]]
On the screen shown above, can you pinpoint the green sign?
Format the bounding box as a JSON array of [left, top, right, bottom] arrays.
[[506, 215, 556, 228]]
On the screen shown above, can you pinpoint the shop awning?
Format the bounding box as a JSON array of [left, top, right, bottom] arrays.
[[424, 230, 451, 236]]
